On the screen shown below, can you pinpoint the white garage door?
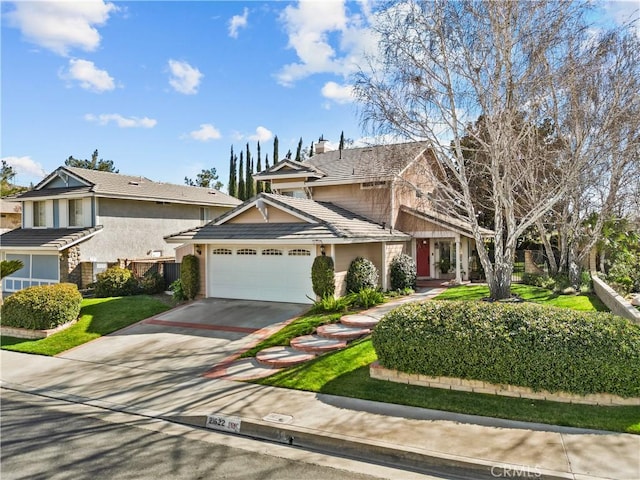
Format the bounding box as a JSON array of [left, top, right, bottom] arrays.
[[208, 245, 315, 303]]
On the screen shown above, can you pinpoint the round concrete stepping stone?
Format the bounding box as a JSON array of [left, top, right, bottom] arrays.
[[290, 334, 347, 353], [339, 314, 380, 329], [316, 323, 370, 340], [208, 358, 281, 381], [257, 346, 316, 368]]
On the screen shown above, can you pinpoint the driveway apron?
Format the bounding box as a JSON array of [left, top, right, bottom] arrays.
[[58, 298, 309, 375]]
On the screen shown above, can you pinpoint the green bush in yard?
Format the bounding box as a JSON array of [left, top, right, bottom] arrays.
[[346, 257, 379, 293], [1, 283, 82, 330], [139, 269, 165, 294], [372, 300, 640, 397], [349, 288, 385, 308], [311, 255, 335, 298], [181, 254, 200, 300], [390, 253, 417, 290], [94, 266, 139, 297]]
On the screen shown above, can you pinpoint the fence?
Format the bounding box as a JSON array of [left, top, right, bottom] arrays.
[[127, 261, 181, 288]]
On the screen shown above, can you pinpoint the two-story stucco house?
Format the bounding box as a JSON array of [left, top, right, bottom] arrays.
[[0, 166, 240, 293], [165, 140, 492, 303]]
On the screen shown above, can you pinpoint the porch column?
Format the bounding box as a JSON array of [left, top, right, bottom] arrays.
[[381, 243, 388, 291], [455, 235, 462, 284]]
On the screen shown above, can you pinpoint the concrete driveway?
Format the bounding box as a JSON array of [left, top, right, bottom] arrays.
[[58, 298, 309, 376]]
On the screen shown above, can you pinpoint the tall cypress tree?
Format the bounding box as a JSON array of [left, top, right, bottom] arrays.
[[245, 143, 254, 198], [256, 141, 263, 194], [228, 145, 237, 197], [238, 151, 245, 200], [339, 131, 345, 151], [264, 154, 271, 193], [295, 137, 303, 162], [309, 141, 314, 157], [273, 135, 279, 164]]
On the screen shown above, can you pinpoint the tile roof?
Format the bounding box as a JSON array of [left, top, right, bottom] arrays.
[[255, 141, 430, 185], [0, 226, 103, 250], [400, 205, 494, 238], [166, 193, 410, 243], [21, 166, 241, 207]]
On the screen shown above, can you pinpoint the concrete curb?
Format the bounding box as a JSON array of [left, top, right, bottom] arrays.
[[0, 381, 621, 480], [166, 413, 577, 480]]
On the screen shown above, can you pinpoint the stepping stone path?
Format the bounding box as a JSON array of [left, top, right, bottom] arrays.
[[256, 312, 380, 368]]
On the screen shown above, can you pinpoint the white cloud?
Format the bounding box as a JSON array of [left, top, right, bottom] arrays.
[[2, 156, 47, 180], [321, 81, 355, 104], [187, 124, 222, 142], [276, 0, 374, 86], [248, 126, 273, 142], [229, 7, 249, 38], [168, 59, 203, 95], [60, 58, 115, 92], [84, 113, 157, 128], [5, 0, 117, 56]]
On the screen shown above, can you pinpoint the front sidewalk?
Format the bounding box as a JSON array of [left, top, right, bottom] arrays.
[[2, 349, 638, 480]]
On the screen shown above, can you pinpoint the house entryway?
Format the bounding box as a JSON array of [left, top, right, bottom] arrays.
[[416, 239, 430, 277]]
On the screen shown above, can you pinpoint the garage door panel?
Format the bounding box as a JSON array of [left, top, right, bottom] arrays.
[[208, 245, 314, 303]]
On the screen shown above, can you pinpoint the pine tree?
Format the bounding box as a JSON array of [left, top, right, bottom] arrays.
[[295, 137, 303, 162], [285, 149, 292, 160], [256, 141, 263, 194], [273, 135, 279, 164], [238, 151, 245, 201], [228, 145, 237, 197]]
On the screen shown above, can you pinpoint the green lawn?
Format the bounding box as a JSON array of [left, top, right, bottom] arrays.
[[1, 295, 170, 356], [252, 284, 640, 433], [435, 284, 609, 311]]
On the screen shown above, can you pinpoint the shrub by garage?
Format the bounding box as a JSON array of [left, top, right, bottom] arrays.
[[372, 300, 640, 397], [1, 283, 83, 330], [346, 257, 379, 293]]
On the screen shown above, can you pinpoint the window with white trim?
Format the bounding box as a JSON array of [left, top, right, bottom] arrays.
[[237, 248, 257, 255], [212, 248, 232, 255], [68, 199, 83, 227], [262, 249, 283, 256], [33, 201, 46, 227], [288, 249, 310, 256]]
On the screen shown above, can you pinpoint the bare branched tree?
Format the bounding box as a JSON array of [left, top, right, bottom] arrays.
[[354, 0, 639, 299]]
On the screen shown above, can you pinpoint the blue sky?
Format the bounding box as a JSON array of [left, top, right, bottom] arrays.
[[1, 0, 638, 190]]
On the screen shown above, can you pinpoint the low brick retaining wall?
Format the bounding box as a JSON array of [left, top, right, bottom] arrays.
[[592, 275, 640, 324], [370, 362, 640, 406], [0, 320, 77, 339]]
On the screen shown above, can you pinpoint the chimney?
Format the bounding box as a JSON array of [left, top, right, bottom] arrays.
[[315, 135, 329, 154]]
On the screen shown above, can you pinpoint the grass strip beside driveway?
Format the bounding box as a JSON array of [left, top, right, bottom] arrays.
[[1, 295, 170, 356]]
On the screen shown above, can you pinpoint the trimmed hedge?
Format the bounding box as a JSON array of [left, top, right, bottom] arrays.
[[311, 255, 335, 298], [1, 283, 82, 330], [94, 266, 139, 297], [346, 257, 379, 293], [181, 254, 200, 300], [372, 300, 640, 397], [390, 253, 416, 290]]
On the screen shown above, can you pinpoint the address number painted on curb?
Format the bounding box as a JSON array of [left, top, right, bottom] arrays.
[[206, 414, 241, 433]]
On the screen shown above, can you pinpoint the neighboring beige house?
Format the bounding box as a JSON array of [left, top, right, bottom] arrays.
[[166, 140, 492, 304], [0, 166, 240, 293], [0, 200, 21, 233]]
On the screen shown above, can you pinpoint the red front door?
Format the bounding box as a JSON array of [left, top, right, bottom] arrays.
[[416, 239, 430, 276]]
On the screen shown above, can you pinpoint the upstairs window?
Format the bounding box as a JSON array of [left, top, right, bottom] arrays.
[[68, 199, 83, 227], [33, 201, 46, 227]]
